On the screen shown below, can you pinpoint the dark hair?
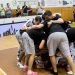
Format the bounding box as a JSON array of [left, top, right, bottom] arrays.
[[44, 10, 52, 16], [40, 50, 52, 68], [35, 16, 42, 22], [44, 60, 52, 68], [41, 50, 49, 62], [7, 3, 9, 5]]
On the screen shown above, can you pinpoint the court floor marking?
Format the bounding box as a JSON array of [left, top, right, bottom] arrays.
[[0, 46, 18, 51], [0, 68, 7, 75]]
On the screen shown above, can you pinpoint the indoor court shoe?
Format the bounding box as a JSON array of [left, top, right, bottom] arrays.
[[67, 71, 73, 74], [17, 62, 24, 68], [53, 72, 58, 75], [50, 70, 58, 75], [27, 72, 37, 75]]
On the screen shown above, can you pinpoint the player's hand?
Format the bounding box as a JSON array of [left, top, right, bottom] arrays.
[[47, 20, 53, 27]]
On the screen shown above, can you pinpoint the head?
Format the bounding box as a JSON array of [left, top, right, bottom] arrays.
[[34, 16, 42, 25], [44, 10, 53, 20], [1, 4, 3, 7], [24, 2, 26, 6], [7, 3, 10, 7], [38, 2, 40, 6]]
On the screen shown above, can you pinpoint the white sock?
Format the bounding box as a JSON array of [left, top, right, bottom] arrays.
[[27, 70, 33, 74], [24, 65, 28, 68]]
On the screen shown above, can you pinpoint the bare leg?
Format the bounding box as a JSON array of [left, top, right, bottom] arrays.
[[65, 56, 75, 75], [18, 51, 24, 62], [22, 54, 31, 71], [24, 54, 30, 65], [67, 65, 72, 72], [17, 51, 24, 68], [28, 54, 35, 70], [26, 54, 37, 75], [50, 56, 57, 72]]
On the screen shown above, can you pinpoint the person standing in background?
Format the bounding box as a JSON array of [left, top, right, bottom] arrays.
[[36, 2, 43, 15], [27, 5, 32, 16], [5, 3, 12, 18], [16, 5, 21, 17], [0, 4, 5, 18], [73, 5, 75, 21], [22, 2, 28, 16], [41, 0, 45, 6]]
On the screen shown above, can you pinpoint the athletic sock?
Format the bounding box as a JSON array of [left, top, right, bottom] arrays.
[[27, 70, 33, 74]]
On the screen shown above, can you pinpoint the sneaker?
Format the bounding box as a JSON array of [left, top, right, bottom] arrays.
[[67, 71, 73, 74], [17, 62, 24, 68], [22, 67, 28, 71], [27, 72, 37, 75], [50, 70, 58, 75]]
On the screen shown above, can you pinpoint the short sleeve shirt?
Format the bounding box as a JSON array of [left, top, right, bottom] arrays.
[[26, 29, 47, 45], [22, 6, 28, 13]]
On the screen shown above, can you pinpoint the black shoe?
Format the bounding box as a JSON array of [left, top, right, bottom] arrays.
[[50, 69, 58, 75]]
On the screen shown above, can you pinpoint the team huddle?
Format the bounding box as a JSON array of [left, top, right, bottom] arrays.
[[16, 10, 75, 75]]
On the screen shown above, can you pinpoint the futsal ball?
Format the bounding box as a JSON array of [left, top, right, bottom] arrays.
[[12, 20, 14, 23]]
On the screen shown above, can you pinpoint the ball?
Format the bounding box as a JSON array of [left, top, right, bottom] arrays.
[[12, 20, 14, 23]]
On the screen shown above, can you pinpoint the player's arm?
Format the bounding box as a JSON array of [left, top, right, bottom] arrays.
[[22, 24, 44, 30], [39, 40, 46, 49]]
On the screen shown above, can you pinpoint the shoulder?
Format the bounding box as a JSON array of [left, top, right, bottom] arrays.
[[23, 19, 33, 26], [53, 13, 61, 20]]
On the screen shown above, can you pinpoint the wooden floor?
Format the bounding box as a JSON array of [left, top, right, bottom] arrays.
[[70, 24, 75, 27], [0, 35, 19, 50], [0, 34, 75, 75]]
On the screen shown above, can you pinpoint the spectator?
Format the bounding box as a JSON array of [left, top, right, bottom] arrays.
[[36, 2, 43, 15], [73, 5, 75, 21], [41, 0, 45, 6], [5, 3, 12, 18], [22, 2, 28, 16], [16, 5, 21, 17], [0, 4, 5, 18], [27, 5, 32, 16]]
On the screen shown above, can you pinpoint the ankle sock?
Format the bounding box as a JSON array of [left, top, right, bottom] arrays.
[[24, 65, 28, 68], [27, 70, 33, 74]]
